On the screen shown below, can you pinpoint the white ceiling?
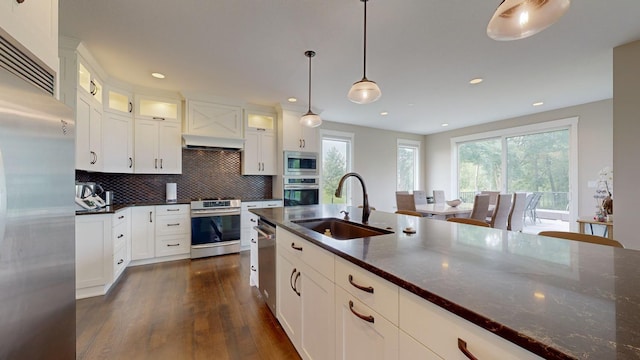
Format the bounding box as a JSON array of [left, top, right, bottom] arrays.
[[58, 0, 640, 135]]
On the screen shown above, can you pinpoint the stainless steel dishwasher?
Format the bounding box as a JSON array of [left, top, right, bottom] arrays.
[[255, 218, 276, 316]]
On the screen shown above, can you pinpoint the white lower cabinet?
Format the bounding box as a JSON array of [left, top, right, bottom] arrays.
[[276, 228, 335, 360], [112, 208, 131, 281], [130, 204, 190, 265], [75, 214, 112, 299], [130, 206, 156, 261], [335, 287, 398, 360], [398, 330, 440, 360], [243, 200, 282, 287], [399, 288, 543, 360]]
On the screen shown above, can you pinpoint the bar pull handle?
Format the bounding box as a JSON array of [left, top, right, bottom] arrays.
[[117, 234, 124, 239], [152, 117, 166, 121], [348, 274, 374, 293], [149, 211, 153, 223], [118, 215, 124, 220], [458, 338, 479, 360], [348, 300, 374, 323], [117, 259, 124, 265], [251, 266, 256, 272], [129, 157, 133, 168], [167, 243, 180, 247], [293, 271, 301, 296], [289, 268, 297, 293], [167, 223, 180, 226], [251, 238, 257, 244], [291, 242, 303, 251]]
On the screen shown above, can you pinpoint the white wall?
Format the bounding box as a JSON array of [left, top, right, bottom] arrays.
[[320, 120, 425, 213], [424, 99, 613, 225], [613, 40, 640, 250]]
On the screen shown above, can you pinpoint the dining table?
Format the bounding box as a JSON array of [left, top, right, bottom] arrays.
[[415, 202, 474, 218]]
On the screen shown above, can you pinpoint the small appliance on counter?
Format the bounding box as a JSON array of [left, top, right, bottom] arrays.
[[166, 183, 177, 203], [75, 182, 106, 210]]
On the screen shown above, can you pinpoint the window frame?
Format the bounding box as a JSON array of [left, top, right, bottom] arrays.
[[397, 138, 421, 192], [320, 129, 355, 205]]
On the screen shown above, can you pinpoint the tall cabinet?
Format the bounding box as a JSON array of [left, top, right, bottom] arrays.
[[243, 109, 277, 175], [102, 84, 134, 173]]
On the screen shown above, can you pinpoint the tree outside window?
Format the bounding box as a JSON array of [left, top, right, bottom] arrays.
[[397, 140, 420, 192]]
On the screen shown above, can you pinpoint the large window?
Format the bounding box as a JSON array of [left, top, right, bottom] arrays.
[[321, 130, 354, 205], [397, 139, 420, 191], [452, 118, 578, 228]]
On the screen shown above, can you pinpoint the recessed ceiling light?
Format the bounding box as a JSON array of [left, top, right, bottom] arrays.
[[469, 78, 483, 85], [287, 97, 297, 103], [408, 103, 414, 106], [380, 111, 388, 116], [533, 101, 544, 106], [151, 72, 165, 79], [441, 123, 449, 127]]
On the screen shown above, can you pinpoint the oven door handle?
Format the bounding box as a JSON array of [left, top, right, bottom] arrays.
[[284, 185, 319, 190], [191, 209, 241, 218]]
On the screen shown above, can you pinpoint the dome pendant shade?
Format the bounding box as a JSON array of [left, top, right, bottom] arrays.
[[300, 50, 322, 128], [300, 110, 322, 128], [487, 0, 570, 41], [348, 78, 382, 105]]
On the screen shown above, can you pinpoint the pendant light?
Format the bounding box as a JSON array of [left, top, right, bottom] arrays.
[[487, 0, 570, 41], [348, 0, 381, 104], [300, 50, 322, 128]]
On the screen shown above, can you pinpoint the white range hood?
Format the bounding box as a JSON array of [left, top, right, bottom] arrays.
[[182, 134, 244, 150]]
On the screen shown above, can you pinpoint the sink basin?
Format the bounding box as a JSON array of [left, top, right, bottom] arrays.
[[292, 218, 393, 240]]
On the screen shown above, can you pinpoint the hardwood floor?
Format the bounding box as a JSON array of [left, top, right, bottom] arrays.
[[76, 252, 301, 360]]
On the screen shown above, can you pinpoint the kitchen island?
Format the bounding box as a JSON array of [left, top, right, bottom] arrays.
[[251, 204, 640, 360]]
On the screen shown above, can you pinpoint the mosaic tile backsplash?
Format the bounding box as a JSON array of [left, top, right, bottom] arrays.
[[76, 149, 273, 204]]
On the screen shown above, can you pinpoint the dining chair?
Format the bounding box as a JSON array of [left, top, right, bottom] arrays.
[[446, 217, 490, 227], [396, 193, 416, 211], [432, 190, 445, 204], [469, 194, 491, 221], [481, 190, 500, 220], [489, 194, 512, 229], [538, 231, 624, 248], [507, 192, 527, 231], [413, 190, 428, 206], [395, 210, 423, 217], [525, 192, 542, 224]]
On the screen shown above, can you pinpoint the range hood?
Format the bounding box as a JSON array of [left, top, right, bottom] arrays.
[[182, 134, 244, 150]]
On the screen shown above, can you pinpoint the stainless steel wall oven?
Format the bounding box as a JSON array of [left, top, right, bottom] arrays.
[[283, 177, 320, 206], [190, 199, 241, 258]]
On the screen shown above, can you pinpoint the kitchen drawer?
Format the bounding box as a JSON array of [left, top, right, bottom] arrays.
[[156, 235, 190, 257], [156, 204, 189, 216], [399, 288, 543, 360], [113, 221, 128, 251], [113, 245, 127, 278], [277, 227, 334, 281], [113, 209, 129, 227], [155, 215, 190, 236], [335, 257, 399, 325]]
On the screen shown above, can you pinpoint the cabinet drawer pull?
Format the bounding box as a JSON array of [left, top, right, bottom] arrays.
[[167, 243, 180, 247], [267, 204, 278, 207], [117, 259, 124, 265], [128, 101, 133, 113], [152, 117, 166, 121], [293, 271, 301, 296], [160, 158, 163, 169], [458, 338, 478, 360], [166, 208, 180, 212], [149, 211, 153, 222], [348, 300, 374, 323], [117, 234, 124, 239], [348, 274, 374, 293], [166, 223, 180, 227], [291, 242, 303, 251], [251, 238, 256, 244], [247, 205, 257, 208], [129, 157, 133, 168], [302, 139, 306, 148], [250, 218, 257, 223], [155, 158, 158, 169], [118, 215, 125, 219], [251, 265, 256, 272]]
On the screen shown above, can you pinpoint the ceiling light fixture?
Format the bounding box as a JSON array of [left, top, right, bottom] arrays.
[[300, 50, 322, 128], [380, 111, 388, 116], [533, 101, 544, 106], [151, 72, 165, 79], [469, 78, 483, 85], [347, 0, 381, 104], [487, 0, 570, 41], [287, 97, 298, 103], [441, 123, 449, 127]]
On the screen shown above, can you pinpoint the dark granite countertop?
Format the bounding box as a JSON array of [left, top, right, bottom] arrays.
[[251, 204, 640, 360], [75, 201, 190, 216]]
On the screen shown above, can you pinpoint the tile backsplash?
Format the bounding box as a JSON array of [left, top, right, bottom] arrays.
[[76, 149, 273, 204]]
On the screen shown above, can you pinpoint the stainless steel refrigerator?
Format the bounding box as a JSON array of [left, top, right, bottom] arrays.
[[0, 65, 76, 357]]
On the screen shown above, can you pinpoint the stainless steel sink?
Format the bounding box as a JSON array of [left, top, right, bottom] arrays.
[[292, 218, 393, 240]]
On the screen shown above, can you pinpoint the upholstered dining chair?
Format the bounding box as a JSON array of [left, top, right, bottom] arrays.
[[413, 190, 428, 206], [481, 190, 500, 220], [489, 194, 512, 229], [432, 190, 445, 204], [396, 193, 416, 211], [538, 231, 624, 248], [446, 217, 490, 227], [507, 192, 527, 231], [469, 194, 491, 221]]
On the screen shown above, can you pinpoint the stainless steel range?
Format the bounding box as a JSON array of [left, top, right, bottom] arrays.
[[190, 199, 241, 258]]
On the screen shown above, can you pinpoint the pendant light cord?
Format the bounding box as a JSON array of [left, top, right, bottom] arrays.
[[362, 0, 368, 79], [308, 52, 312, 112]]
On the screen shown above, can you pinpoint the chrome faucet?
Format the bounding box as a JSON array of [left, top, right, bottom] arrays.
[[335, 172, 370, 224]]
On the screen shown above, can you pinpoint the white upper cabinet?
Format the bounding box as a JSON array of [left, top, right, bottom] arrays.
[[135, 95, 180, 122], [104, 85, 133, 115], [280, 107, 319, 153], [134, 119, 182, 174], [183, 100, 244, 143], [102, 84, 134, 173], [0, 0, 59, 73], [75, 91, 103, 171], [243, 110, 277, 175]]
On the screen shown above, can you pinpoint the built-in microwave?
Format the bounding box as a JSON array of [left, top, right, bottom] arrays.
[[284, 151, 318, 176]]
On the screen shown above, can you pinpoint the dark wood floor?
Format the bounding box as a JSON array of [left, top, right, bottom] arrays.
[[76, 252, 301, 360]]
